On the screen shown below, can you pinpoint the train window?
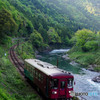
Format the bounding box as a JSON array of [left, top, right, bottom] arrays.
[[31, 67, 32, 72], [25, 65, 27, 70], [31, 68, 33, 74], [26, 66, 28, 70], [25, 63, 27, 69], [33, 69, 35, 74], [35, 71, 38, 78], [39, 73, 41, 81], [26, 65, 28, 70], [67, 78, 73, 88], [50, 79, 58, 89], [60, 81, 65, 89], [37, 72, 38, 78], [41, 75, 43, 82]]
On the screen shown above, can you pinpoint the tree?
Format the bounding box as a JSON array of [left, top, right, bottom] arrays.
[[0, 8, 17, 41], [71, 29, 98, 51], [75, 29, 96, 47], [38, 24, 48, 43], [30, 30, 43, 49], [84, 41, 98, 51], [97, 32, 100, 48], [47, 27, 61, 44]]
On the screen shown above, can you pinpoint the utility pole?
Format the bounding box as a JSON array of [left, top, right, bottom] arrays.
[[57, 57, 58, 67]]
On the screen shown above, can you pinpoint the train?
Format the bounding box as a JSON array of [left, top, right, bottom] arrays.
[[24, 59, 75, 100]]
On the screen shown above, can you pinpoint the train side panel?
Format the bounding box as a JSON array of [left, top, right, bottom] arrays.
[[24, 62, 50, 97]]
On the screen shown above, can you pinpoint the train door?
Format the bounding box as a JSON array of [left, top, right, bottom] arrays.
[[59, 80, 66, 96]]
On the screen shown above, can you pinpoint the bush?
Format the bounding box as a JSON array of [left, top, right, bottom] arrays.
[[17, 42, 35, 59], [0, 88, 15, 100], [83, 41, 98, 51], [30, 30, 43, 49], [94, 66, 100, 72]]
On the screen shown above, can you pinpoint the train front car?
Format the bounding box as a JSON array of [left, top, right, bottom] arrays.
[[48, 73, 74, 100], [24, 59, 74, 100]]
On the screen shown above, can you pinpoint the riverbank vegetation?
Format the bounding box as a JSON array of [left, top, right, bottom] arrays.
[[68, 29, 100, 71]]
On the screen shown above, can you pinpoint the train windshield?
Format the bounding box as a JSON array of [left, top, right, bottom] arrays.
[[67, 78, 73, 88], [50, 79, 58, 89]]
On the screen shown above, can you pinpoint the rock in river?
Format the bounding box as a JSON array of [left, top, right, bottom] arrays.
[[92, 75, 100, 83], [62, 54, 70, 60]]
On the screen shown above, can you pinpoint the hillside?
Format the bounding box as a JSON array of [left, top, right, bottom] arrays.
[[0, 0, 100, 46], [10, 0, 100, 31]]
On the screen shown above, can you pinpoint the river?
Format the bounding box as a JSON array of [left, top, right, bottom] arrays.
[[38, 49, 100, 100]]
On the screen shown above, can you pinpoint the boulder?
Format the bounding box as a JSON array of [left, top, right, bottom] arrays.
[[62, 54, 70, 60], [92, 75, 100, 83]]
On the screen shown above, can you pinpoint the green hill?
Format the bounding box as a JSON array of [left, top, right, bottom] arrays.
[[0, 0, 100, 45]]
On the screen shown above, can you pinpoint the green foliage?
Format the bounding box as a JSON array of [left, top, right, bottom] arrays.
[[68, 51, 96, 66], [72, 96, 79, 100], [38, 24, 48, 43], [0, 88, 15, 100], [75, 29, 96, 46], [30, 30, 43, 49], [1, 36, 12, 45], [94, 66, 100, 72], [0, 0, 34, 38], [0, 46, 40, 100], [97, 32, 100, 48], [17, 42, 35, 59], [47, 27, 61, 44], [71, 29, 98, 51], [68, 46, 83, 54], [68, 29, 100, 70], [84, 41, 98, 51], [0, 0, 100, 46], [0, 8, 17, 43]]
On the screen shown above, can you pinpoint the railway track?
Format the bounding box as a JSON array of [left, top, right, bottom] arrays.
[[9, 45, 45, 100], [9, 45, 24, 76]]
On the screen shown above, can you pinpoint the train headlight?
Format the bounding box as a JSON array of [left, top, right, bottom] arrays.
[[69, 91, 71, 93], [69, 91, 75, 97], [52, 91, 57, 94]]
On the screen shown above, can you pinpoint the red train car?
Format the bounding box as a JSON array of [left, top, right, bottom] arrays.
[[24, 59, 74, 100]]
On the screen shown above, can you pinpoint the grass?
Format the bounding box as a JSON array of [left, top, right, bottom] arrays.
[[0, 45, 41, 100], [68, 52, 94, 66], [68, 46, 100, 70], [0, 88, 15, 100]]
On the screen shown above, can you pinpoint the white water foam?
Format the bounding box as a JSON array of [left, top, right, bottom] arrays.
[[87, 79, 100, 90], [50, 49, 70, 54]]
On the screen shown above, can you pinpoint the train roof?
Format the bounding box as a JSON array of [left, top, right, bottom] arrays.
[[25, 59, 72, 77]]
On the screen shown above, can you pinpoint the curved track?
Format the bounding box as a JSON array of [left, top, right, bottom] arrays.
[[9, 45, 24, 76], [9, 45, 45, 100]]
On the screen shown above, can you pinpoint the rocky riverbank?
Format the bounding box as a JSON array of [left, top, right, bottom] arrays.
[[62, 53, 100, 83], [62, 54, 79, 66]]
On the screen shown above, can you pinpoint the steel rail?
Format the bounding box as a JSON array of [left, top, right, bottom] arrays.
[[9, 45, 24, 76]]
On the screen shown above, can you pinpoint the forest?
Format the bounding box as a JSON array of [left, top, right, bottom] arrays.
[[0, 0, 100, 46]]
